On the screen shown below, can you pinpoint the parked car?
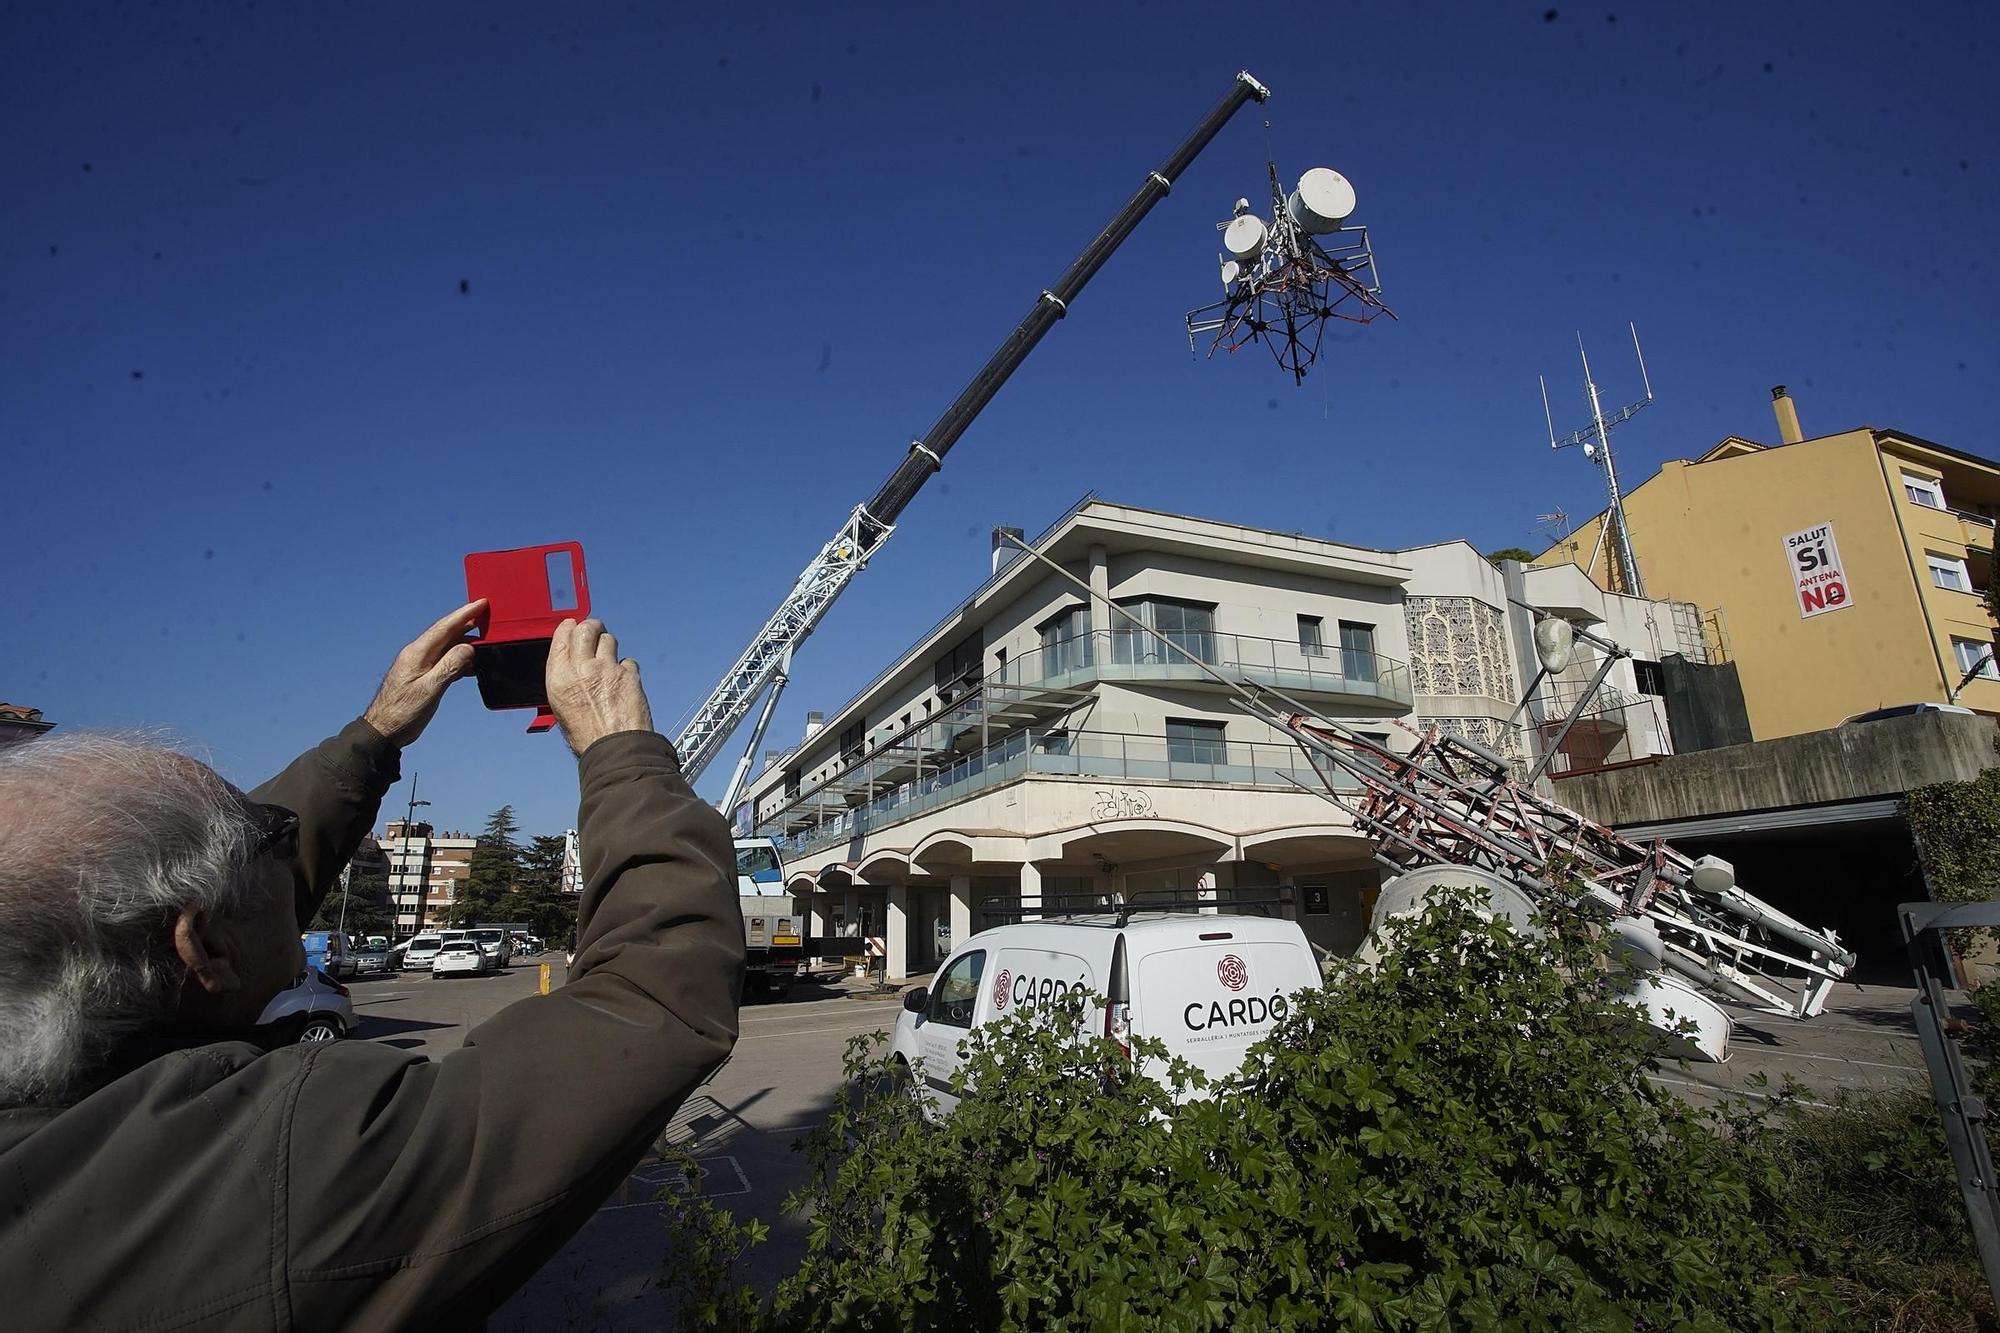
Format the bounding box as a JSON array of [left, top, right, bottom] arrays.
[[889, 909, 1322, 1119], [350, 945, 396, 977], [300, 930, 354, 981], [402, 934, 445, 972], [1841, 702, 1974, 724], [469, 927, 512, 969], [432, 940, 486, 977], [255, 968, 355, 1044]]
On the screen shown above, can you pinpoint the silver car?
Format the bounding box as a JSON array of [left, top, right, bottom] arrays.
[[402, 935, 445, 973], [254, 968, 356, 1045]]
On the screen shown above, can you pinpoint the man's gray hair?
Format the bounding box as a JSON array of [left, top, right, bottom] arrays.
[[0, 734, 265, 1106]]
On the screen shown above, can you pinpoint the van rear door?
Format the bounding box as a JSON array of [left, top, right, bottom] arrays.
[[1133, 935, 1319, 1086]]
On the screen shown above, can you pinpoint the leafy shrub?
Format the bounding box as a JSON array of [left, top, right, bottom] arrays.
[[673, 895, 1847, 1331]]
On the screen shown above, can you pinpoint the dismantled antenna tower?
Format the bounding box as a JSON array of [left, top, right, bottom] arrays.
[[1540, 324, 1654, 597], [1185, 147, 1396, 384]]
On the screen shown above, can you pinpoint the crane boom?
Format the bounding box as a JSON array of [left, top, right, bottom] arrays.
[[674, 71, 1273, 790]]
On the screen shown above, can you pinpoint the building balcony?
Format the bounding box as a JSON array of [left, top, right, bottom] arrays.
[[996, 629, 1413, 710], [757, 725, 1359, 859]]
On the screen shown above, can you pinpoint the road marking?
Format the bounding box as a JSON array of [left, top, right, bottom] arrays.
[[601, 1154, 750, 1210], [1649, 1075, 1835, 1111], [1739, 1048, 1925, 1073]]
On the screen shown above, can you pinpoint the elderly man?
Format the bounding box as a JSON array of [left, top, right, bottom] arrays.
[[0, 606, 744, 1328]]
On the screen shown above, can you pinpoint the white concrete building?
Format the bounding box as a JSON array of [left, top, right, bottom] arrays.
[[742, 500, 1707, 979]]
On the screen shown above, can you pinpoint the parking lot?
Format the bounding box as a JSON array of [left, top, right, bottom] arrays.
[[342, 962, 1937, 1330], [343, 960, 898, 1330]]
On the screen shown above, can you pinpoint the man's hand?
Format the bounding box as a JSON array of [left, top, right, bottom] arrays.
[[362, 600, 485, 749], [547, 618, 654, 757]]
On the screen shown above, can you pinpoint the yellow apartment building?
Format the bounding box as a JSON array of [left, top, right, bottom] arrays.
[[1535, 388, 1999, 740]]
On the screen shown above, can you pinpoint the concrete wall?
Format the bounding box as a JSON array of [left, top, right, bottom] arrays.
[[1554, 711, 2000, 827]]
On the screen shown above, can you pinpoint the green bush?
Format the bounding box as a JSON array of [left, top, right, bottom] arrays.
[[672, 896, 1850, 1331]]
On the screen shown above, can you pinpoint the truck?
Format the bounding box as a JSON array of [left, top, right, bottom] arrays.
[[734, 836, 815, 997]]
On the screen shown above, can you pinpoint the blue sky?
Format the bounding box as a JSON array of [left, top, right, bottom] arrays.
[[6, 1, 1995, 838]]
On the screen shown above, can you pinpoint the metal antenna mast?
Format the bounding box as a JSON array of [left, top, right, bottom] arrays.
[[1541, 322, 1653, 597]]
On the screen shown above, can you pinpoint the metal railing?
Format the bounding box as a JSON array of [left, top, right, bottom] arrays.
[[993, 629, 1412, 706], [758, 725, 1358, 857]]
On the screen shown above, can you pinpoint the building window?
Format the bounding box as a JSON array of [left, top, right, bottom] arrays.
[[1297, 615, 1326, 658], [933, 630, 984, 699], [1632, 659, 1666, 696], [1338, 621, 1378, 682], [1166, 718, 1227, 765], [783, 766, 801, 799], [837, 718, 867, 761], [1038, 605, 1093, 677], [929, 950, 986, 1028], [1927, 553, 1972, 593], [1114, 597, 1216, 665], [1953, 638, 1998, 680], [1903, 471, 1947, 510]]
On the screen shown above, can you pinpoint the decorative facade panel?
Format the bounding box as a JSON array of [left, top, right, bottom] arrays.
[[1417, 715, 1523, 760], [1404, 596, 1519, 702]]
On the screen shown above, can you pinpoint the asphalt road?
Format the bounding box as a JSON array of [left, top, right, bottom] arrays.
[[344, 962, 1937, 1331], [344, 960, 897, 1331]]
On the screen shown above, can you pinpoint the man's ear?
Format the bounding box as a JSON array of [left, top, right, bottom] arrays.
[[173, 910, 242, 996]]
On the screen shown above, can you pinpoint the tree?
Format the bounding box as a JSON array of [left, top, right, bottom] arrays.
[[453, 805, 521, 926], [307, 857, 393, 937], [1484, 546, 1536, 567], [494, 833, 578, 944]]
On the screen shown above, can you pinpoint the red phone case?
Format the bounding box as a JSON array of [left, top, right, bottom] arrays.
[[464, 542, 590, 733]]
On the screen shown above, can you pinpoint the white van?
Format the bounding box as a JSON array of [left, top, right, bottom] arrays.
[[402, 934, 445, 972], [889, 909, 1322, 1116]]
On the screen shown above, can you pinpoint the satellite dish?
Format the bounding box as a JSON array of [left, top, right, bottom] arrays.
[[1287, 167, 1356, 234], [1690, 855, 1736, 895], [1222, 213, 1267, 261], [1219, 258, 1242, 287], [1581, 440, 1597, 460], [1533, 618, 1574, 673]]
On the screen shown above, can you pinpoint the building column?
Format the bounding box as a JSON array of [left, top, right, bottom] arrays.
[[1020, 860, 1041, 921], [886, 883, 910, 981], [1197, 868, 1218, 916], [1087, 544, 1110, 643], [949, 874, 972, 955], [843, 887, 858, 936]]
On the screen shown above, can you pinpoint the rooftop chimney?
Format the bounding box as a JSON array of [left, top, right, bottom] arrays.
[[992, 526, 1026, 576], [1771, 385, 1803, 445], [803, 711, 825, 742]]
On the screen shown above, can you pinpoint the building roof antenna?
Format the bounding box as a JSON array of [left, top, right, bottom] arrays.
[[1540, 322, 1654, 597]]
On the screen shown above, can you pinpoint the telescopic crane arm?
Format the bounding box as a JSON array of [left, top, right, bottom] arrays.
[[678, 72, 1273, 807]]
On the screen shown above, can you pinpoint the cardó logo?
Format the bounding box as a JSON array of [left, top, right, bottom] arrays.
[[1217, 954, 1249, 992], [992, 968, 1012, 1010]]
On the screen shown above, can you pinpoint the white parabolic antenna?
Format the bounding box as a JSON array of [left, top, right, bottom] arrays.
[[1222, 213, 1267, 261], [1287, 167, 1356, 234]]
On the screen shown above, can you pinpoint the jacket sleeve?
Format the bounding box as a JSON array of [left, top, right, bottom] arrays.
[[276, 731, 745, 1329], [247, 718, 403, 927]]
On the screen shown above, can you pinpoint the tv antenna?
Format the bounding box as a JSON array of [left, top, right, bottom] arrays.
[[1540, 323, 1653, 597]]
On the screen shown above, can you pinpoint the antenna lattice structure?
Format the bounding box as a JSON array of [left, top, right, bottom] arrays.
[[1185, 156, 1395, 384], [1540, 324, 1654, 596]]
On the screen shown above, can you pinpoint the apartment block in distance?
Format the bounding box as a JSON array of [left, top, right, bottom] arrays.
[[379, 820, 476, 936], [743, 499, 1709, 981], [1536, 387, 1999, 738]]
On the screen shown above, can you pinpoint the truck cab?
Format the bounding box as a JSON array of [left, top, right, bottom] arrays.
[[735, 837, 805, 997]]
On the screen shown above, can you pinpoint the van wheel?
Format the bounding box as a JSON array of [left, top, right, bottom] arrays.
[[888, 1056, 919, 1105], [297, 1016, 343, 1044]]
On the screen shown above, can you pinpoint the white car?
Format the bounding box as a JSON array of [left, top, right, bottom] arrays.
[[255, 968, 356, 1045], [432, 940, 486, 977], [401, 935, 444, 972], [890, 907, 1322, 1117]]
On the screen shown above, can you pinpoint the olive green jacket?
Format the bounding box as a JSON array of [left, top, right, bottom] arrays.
[[0, 720, 744, 1330]]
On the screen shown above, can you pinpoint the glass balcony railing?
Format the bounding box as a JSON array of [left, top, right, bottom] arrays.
[[991, 629, 1413, 707], [758, 726, 1357, 859]]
